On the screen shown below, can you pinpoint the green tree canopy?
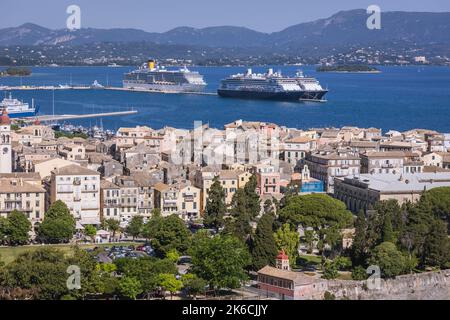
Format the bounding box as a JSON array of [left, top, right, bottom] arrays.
[[189, 233, 251, 291], [279, 194, 352, 252], [37, 201, 76, 244], [118, 276, 142, 300], [368, 242, 409, 278], [2, 248, 69, 299], [423, 218, 450, 268], [273, 223, 299, 266], [150, 215, 191, 256], [5, 210, 31, 245], [125, 216, 144, 240], [115, 256, 177, 294], [104, 218, 121, 238], [204, 176, 227, 229], [158, 273, 183, 299], [250, 213, 278, 270]]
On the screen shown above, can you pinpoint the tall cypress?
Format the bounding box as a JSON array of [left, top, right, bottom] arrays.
[[251, 212, 278, 270], [204, 176, 227, 229]]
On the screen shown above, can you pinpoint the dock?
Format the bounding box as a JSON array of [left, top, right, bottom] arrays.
[[16, 110, 138, 124], [0, 85, 218, 96]]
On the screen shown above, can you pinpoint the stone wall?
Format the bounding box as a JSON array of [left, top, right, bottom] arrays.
[[325, 269, 450, 300]]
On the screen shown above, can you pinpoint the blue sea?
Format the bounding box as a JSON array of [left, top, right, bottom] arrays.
[[1, 65, 450, 132]]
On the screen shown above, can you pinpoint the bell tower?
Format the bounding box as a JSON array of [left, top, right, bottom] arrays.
[[0, 109, 12, 173], [275, 250, 290, 271]]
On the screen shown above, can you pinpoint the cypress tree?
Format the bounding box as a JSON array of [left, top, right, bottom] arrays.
[[351, 210, 368, 265], [382, 213, 395, 243], [204, 176, 227, 229], [244, 175, 261, 218], [251, 213, 278, 270]]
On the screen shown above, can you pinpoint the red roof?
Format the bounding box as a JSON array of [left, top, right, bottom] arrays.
[[277, 250, 289, 260], [0, 109, 10, 125]]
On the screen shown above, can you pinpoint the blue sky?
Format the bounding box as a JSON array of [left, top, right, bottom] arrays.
[[2, 0, 450, 32]]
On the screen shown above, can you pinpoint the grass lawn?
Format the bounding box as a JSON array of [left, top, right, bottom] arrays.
[[297, 254, 322, 265], [0, 242, 139, 265]]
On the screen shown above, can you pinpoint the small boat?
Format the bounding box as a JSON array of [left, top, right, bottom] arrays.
[[91, 80, 104, 89]]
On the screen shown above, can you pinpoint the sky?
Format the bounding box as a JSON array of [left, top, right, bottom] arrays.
[[1, 0, 450, 33]]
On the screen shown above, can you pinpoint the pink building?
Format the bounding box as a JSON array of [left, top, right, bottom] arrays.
[[257, 251, 326, 300], [253, 164, 281, 196]]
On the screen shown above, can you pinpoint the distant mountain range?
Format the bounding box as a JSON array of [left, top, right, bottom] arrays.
[[2, 9, 450, 48]]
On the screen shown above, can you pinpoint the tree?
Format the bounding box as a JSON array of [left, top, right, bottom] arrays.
[[243, 175, 261, 218], [303, 230, 316, 254], [165, 249, 180, 264], [351, 211, 368, 266], [151, 215, 191, 256], [189, 234, 251, 291], [250, 213, 278, 270], [125, 216, 144, 240], [203, 176, 227, 229], [66, 247, 105, 299], [182, 274, 207, 299], [5, 210, 31, 245], [368, 242, 408, 278], [279, 194, 352, 253], [118, 276, 142, 300], [351, 266, 368, 280], [3, 248, 69, 299], [142, 214, 163, 240], [115, 257, 177, 295], [225, 188, 253, 242], [322, 260, 339, 279], [423, 219, 450, 268], [105, 218, 120, 239], [419, 187, 450, 229], [84, 225, 97, 242], [273, 224, 300, 266], [158, 273, 183, 299], [382, 213, 395, 243], [37, 201, 76, 243], [0, 217, 8, 245]]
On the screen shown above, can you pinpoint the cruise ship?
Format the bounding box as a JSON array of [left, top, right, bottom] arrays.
[[123, 59, 207, 92], [0, 93, 39, 118], [217, 68, 328, 101]]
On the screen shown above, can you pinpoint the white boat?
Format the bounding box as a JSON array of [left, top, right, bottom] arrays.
[[0, 93, 39, 118]]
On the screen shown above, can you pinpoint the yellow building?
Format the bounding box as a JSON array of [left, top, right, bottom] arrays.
[[154, 181, 201, 221], [0, 177, 46, 228]]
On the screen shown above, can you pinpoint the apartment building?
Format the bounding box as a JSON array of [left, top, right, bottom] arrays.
[[253, 163, 281, 196], [0, 176, 45, 227], [281, 136, 317, 165], [154, 181, 201, 220], [50, 164, 101, 225], [194, 169, 251, 211], [305, 151, 361, 192]]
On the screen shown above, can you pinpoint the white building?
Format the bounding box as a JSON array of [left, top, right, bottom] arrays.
[[50, 164, 101, 225]]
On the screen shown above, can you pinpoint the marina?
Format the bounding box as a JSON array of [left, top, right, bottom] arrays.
[[0, 85, 217, 95], [0, 65, 449, 132], [17, 110, 138, 124]]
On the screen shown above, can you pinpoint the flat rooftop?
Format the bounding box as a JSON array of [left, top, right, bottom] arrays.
[[339, 172, 450, 193]]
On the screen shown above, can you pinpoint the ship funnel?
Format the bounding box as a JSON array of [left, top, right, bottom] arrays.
[[246, 68, 252, 75], [267, 68, 273, 75], [148, 59, 156, 70]]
